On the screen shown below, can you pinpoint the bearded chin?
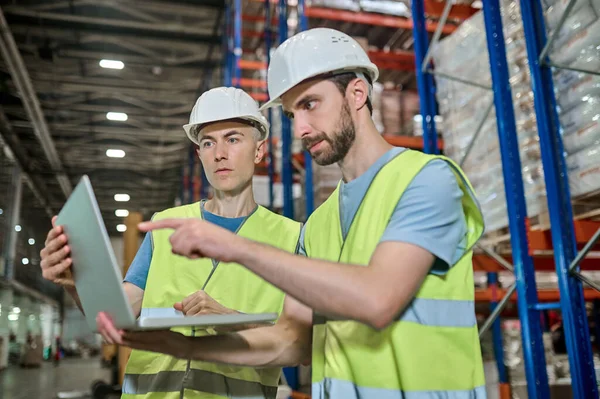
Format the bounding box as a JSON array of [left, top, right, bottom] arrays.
[[312, 102, 356, 166]]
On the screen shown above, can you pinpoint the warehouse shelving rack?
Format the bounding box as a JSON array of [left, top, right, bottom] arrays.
[[224, 0, 452, 218], [412, 0, 600, 398], [222, 0, 600, 398]]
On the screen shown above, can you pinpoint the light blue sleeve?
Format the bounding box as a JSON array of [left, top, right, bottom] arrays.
[[298, 224, 307, 257], [123, 233, 153, 290], [379, 159, 468, 275]]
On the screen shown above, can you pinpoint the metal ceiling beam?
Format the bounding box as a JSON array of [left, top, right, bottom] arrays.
[[3, 6, 220, 41], [53, 137, 188, 152], [0, 8, 72, 198], [27, 71, 201, 91], [36, 103, 190, 118], [10, 25, 215, 53], [10, 121, 187, 141], [0, 109, 54, 218], [26, 0, 224, 14], [24, 81, 195, 104], [124, 0, 225, 16]]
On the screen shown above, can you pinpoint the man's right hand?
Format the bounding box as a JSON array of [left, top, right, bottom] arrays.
[[40, 216, 75, 287]]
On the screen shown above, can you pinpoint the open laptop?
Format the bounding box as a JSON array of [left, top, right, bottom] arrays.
[[55, 175, 277, 332]]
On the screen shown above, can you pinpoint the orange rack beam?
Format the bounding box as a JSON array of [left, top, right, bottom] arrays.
[[472, 254, 600, 272], [232, 78, 267, 90], [424, 0, 479, 21], [238, 47, 417, 72], [239, 59, 267, 70], [248, 92, 268, 102], [475, 287, 600, 302], [304, 7, 457, 34], [383, 134, 444, 150], [527, 220, 600, 252]]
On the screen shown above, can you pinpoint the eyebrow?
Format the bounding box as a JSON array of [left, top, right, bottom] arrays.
[[199, 130, 243, 142], [284, 94, 319, 119]]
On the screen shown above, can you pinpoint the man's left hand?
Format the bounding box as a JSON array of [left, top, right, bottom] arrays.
[[175, 291, 233, 316]]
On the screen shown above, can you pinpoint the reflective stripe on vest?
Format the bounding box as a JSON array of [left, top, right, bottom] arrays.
[[123, 202, 302, 399], [123, 369, 278, 398], [311, 379, 486, 399], [304, 150, 486, 397], [313, 297, 477, 328]]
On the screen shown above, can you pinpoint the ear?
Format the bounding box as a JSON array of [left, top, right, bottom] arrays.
[[348, 78, 369, 112], [195, 147, 201, 159], [255, 139, 267, 164]]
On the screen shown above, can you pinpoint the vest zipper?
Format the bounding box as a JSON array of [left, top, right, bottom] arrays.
[[180, 328, 195, 399]]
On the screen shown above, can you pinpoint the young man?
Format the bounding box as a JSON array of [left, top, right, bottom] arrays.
[[109, 28, 487, 399], [39, 87, 304, 399]]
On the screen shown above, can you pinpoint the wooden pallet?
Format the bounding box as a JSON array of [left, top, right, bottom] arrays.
[[479, 188, 600, 251]]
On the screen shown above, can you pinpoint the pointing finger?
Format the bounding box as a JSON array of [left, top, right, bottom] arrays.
[[137, 218, 187, 232]]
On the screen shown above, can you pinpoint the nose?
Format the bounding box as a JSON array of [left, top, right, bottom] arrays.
[[214, 141, 228, 161], [293, 115, 312, 140]]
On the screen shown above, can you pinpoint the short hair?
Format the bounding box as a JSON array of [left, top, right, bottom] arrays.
[[327, 72, 373, 115]]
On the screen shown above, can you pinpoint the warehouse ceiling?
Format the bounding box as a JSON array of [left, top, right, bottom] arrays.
[[0, 0, 224, 233], [0, 0, 464, 236]]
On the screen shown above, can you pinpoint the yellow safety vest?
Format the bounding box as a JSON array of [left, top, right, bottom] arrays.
[[304, 150, 486, 398], [122, 202, 302, 399]]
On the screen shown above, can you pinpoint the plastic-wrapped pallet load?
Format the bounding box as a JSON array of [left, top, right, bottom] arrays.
[[542, 1, 600, 201], [431, 1, 548, 233]]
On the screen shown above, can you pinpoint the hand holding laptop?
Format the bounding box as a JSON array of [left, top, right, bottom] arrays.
[[40, 216, 75, 288]]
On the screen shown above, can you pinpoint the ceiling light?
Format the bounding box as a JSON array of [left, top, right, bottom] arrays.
[[22, 258, 29, 265], [106, 149, 126, 158], [8, 314, 18, 321], [99, 59, 125, 70], [116, 224, 127, 232], [115, 209, 129, 217], [0, 208, 3, 215], [15, 225, 21, 232], [106, 112, 128, 121], [13, 307, 20, 314], [28, 238, 35, 245], [114, 193, 130, 202]]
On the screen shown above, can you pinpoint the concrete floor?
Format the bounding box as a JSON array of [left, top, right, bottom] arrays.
[[0, 357, 113, 399]]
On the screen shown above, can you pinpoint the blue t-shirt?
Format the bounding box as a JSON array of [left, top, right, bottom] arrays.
[[299, 147, 469, 274], [124, 202, 247, 290]]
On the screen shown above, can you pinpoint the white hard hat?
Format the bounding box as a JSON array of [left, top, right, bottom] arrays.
[[183, 87, 270, 144], [260, 27, 379, 110]]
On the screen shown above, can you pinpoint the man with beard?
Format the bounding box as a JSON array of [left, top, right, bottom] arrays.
[[39, 87, 305, 399], [103, 28, 487, 399]]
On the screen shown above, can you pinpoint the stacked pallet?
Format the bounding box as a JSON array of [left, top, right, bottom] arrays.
[[544, 0, 600, 204], [431, 1, 547, 232], [431, 0, 600, 233]]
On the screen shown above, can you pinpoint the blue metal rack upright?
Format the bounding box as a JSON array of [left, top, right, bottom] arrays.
[[412, 0, 600, 398], [297, 0, 314, 217], [519, 0, 598, 397], [278, 0, 294, 219]]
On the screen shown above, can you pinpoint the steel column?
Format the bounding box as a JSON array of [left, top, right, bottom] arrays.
[[519, 0, 598, 397], [298, 0, 314, 218], [410, 0, 438, 154], [200, 165, 210, 199], [233, 0, 242, 87], [278, 0, 293, 218], [488, 273, 509, 398], [223, 1, 232, 87], [188, 144, 195, 204], [594, 299, 600, 355], [482, 1, 550, 398], [265, 0, 275, 210], [3, 165, 22, 281]]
